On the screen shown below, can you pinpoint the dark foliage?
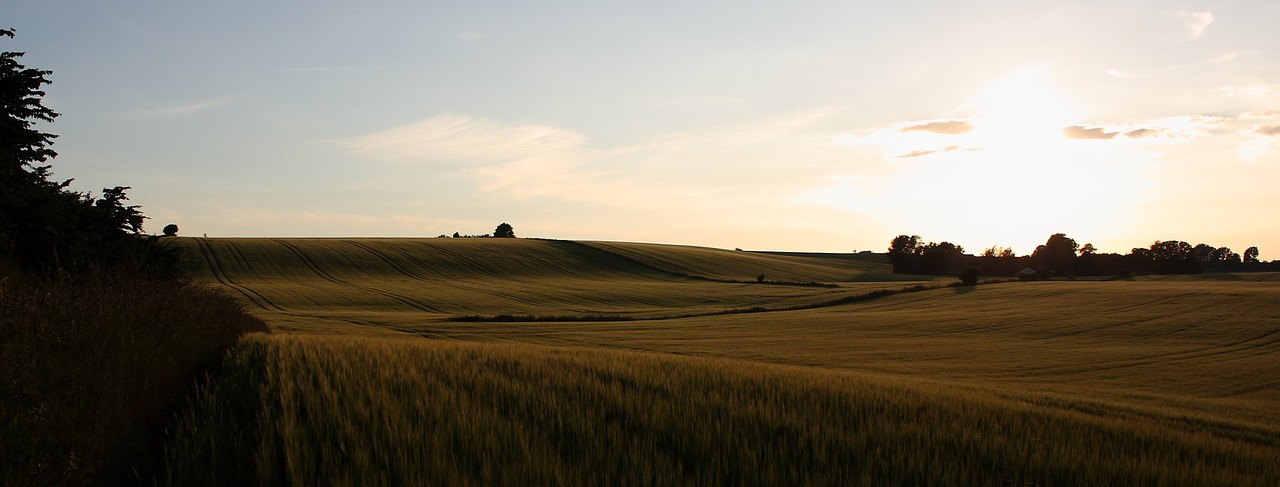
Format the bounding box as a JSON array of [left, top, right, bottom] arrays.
[[893, 232, 1262, 278], [886, 235, 964, 275], [1, 29, 175, 274], [1031, 233, 1078, 278], [1145, 240, 1202, 274], [886, 234, 921, 274], [1243, 246, 1260, 264], [0, 266, 268, 485], [0, 28, 264, 485], [494, 222, 516, 238], [918, 241, 964, 275], [958, 266, 980, 285]]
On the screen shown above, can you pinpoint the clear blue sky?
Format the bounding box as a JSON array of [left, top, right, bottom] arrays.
[[6, 1, 1279, 256]]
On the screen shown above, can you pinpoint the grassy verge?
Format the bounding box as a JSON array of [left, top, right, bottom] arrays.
[[162, 334, 1279, 486], [0, 265, 268, 485]]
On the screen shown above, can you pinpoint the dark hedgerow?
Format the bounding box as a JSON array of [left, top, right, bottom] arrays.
[[0, 267, 268, 485]]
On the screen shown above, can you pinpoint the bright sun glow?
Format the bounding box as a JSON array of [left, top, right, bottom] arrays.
[[829, 65, 1152, 254], [964, 65, 1087, 153], [941, 66, 1149, 252]]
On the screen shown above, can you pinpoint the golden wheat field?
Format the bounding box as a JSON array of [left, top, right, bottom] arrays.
[[163, 237, 1280, 485]]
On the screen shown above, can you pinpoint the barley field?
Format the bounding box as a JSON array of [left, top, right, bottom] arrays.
[[162, 238, 1280, 485]]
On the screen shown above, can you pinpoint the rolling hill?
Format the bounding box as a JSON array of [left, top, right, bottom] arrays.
[[160, 237, 1280, 485], [170, 237, 916, 332]]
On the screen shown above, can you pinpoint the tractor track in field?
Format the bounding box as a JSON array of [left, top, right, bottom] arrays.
[[426, 242, 514, 280], [381, 241, 554, 309], [194, 238, 286, 312], [345, 240, 433, 283], [1015, 325, 1280, 378], [342, 240, 534, 305], [345, 239, 543, 308], [272, 239, 446, 314]]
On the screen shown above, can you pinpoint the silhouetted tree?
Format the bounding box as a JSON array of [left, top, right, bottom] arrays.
[[1031, 233, 1078, 277], [1079, 243, 1097, 256], [918, 241, 964, 275], [162, 224, 179, 237], [1244, 246, 1260, 264], [1192, 243, 1215, 264], [493, 222, 515, 238], [1, 29, 171, 273], [1090, 252, 1130, 277], [958, 266, 980, 285], [1148, 240, 1200, 274], [1214, 247, 1241, 265], [1188, 244, 1241, 271], [887, 234, 921, 274], [982, 245, 1015, 258]]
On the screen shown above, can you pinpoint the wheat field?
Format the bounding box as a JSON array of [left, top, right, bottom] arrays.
[[161, 238, 1280, 485]]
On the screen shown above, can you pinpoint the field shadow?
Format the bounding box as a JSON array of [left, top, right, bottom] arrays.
[[1196, 273, 1246, 281], [952, 284, 977, 295]]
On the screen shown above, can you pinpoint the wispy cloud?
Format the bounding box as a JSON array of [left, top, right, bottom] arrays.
[[898, 150, 935, 158], [1255, 125, 1280, 137], [1062, 116, 1243, 142], [339, 115, 587, 163], [466, 113, 853, 209], [900, 120, 972, 135], [120, 97, 233, 118], [1222, 84, 1276, 97], [336, 112, 854, 218], [1063, 125, 1119, 140], [897, 146, 963, 158], [1239, 118, 1280, 161], [1124, 128, 1160, 138], [1166, 9, 1214, 40], [1211, 51, 1245, 64]]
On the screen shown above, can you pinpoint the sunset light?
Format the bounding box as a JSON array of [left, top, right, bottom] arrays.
[[6, 1, 1278, 255], [7, 4, 1280, 484]]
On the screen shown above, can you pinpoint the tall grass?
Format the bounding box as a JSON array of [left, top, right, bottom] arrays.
[[163, 335, 1279, 486], [0, 265, 267, 485]]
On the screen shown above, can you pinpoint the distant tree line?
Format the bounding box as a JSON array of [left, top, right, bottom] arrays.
[[889, 233, 1274, 279], [437, 222, 517, 239]]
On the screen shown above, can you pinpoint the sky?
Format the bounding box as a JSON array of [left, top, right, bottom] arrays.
[[5, 1, 1279, 257]]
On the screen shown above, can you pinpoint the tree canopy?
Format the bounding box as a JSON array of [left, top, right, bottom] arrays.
[[494, 222, 515, 238], [886, 235, 964, 275], [1, 29, 172, 273]]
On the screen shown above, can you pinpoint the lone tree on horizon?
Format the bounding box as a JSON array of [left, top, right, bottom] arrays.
[[494, 222, 515, 238], [162, 224, 178, 237]]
